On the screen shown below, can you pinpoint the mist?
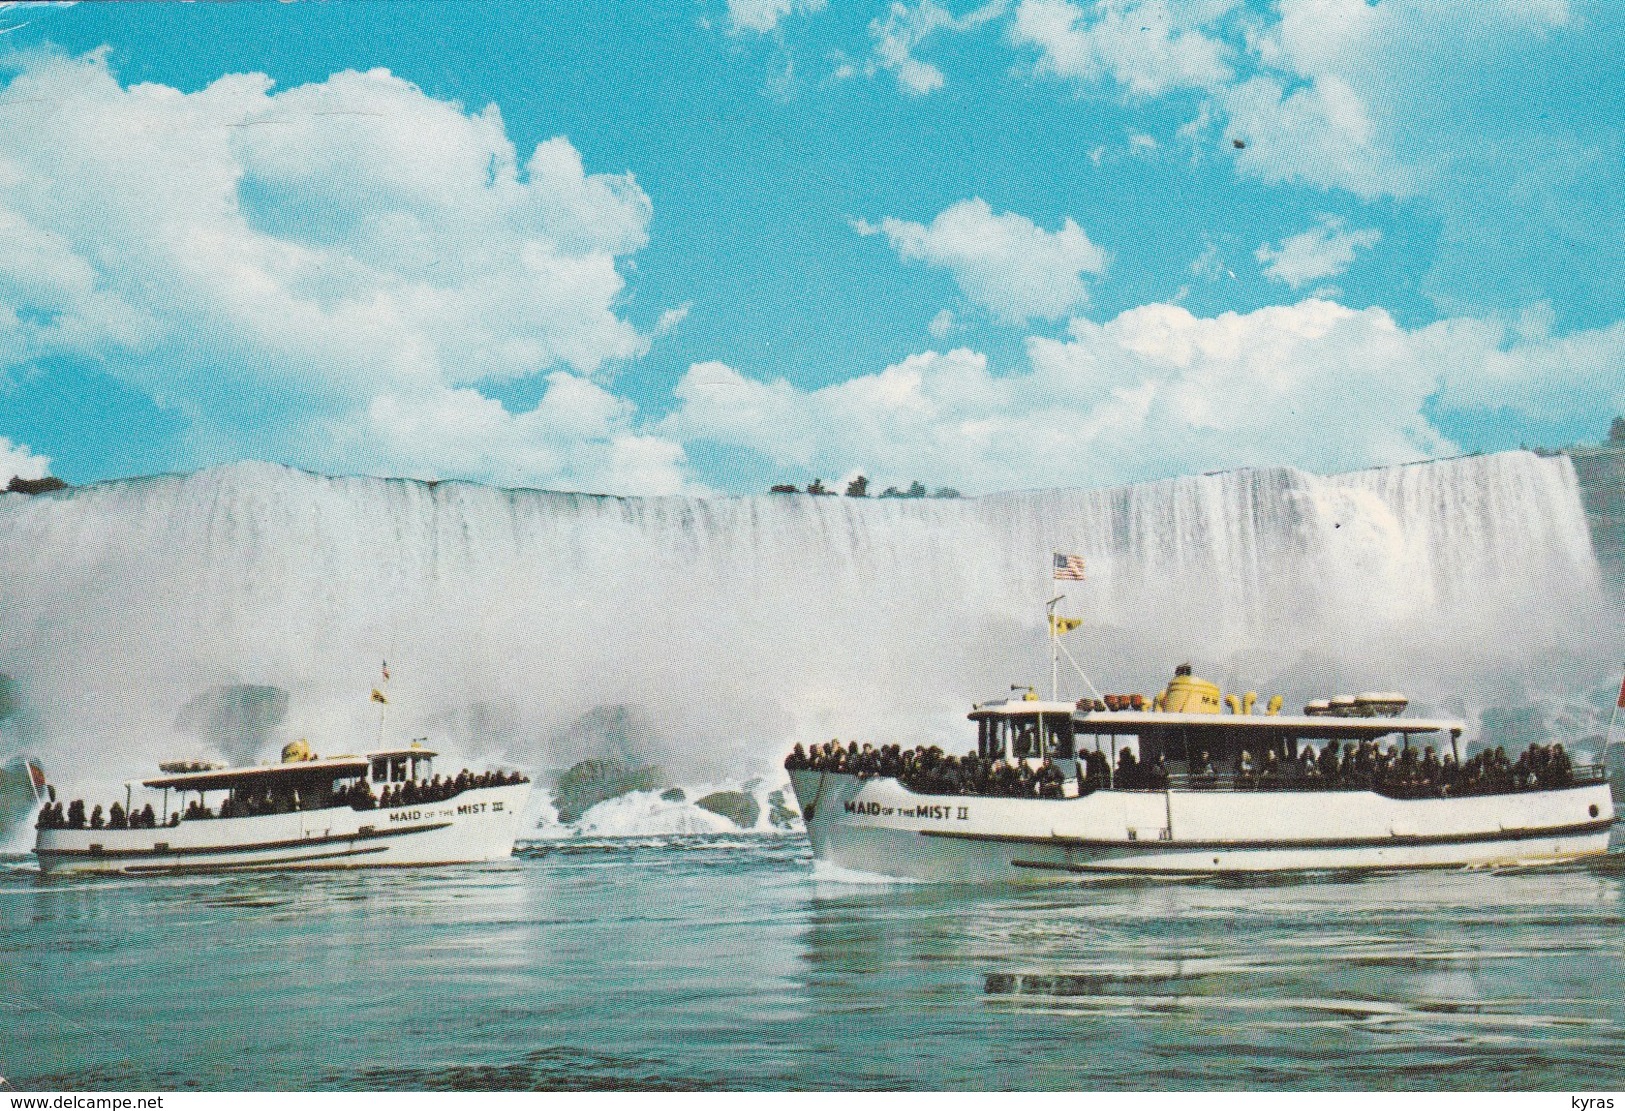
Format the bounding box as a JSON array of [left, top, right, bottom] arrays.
[[1, 451, 1619, 802]]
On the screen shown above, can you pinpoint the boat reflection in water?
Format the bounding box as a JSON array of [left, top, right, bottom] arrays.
[[796, 857, 1625, 1088]]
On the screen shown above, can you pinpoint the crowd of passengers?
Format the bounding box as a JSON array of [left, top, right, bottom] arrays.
[[375, 769, 527, 810], [786, 740, 1146, 798], [784, 738, 1578, 799], [35, 799, 165, 830], [35, 769, 530, 829], [1222, 738, 1578, 797]]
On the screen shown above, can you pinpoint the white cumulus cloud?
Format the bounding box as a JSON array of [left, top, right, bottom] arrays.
[[1010, 0, 1588, 211], [350, 375, 696, 495], [1429, 317, 1625, 432], [1009, 0, 1416, 197], [856, 198, 1108, 321], [1256, 216, 1381, 288], [0, 436, 50, 484], [663, 298, 1625, 495], [868, 0, 1008, 95], [0, 50, 694, 494], [1214, 0, 1579, 201], [1219, 73, 1414, 199], [1012, 0, 1234, 98], [727, 0, 826, 34]]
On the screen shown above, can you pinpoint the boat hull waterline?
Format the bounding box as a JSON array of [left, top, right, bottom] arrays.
[[790, 770, 1615, 881], [33, 783, 530, 875]]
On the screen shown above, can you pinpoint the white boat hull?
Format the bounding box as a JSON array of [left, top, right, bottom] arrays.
[[789, 770, 1615, 882], [33, 783, 530, 875]]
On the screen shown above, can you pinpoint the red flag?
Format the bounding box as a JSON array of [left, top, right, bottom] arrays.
[[1617, 671, 1625, 709], [382, 660, 391, 681], [27, 761, 45, 790]]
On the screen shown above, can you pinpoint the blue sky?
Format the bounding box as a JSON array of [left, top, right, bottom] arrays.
[[0, 0, 1620, 495]]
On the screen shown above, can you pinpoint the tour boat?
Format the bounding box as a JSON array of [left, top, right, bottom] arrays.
[[786, 669, 1616, 881], [33, 740, 531, 875]]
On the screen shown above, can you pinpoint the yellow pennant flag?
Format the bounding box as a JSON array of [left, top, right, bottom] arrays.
[[370, 688, 389, 704], [1049, 615, 1083, 635]]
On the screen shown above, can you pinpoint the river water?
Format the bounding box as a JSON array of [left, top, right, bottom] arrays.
[[5, 834, 1625, 1091]]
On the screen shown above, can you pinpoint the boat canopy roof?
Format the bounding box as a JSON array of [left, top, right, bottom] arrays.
[[1072, 709, 1464, 736], [970, 698, 1462, 736], [142, 745, 437, 791], [368, 744, 438, 760], [970, 698, 1081, 718]]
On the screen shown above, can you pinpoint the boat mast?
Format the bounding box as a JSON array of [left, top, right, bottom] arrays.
[[1048, 552, 1092, 701], [1055, 633, 1106, 705], [372, 659, 391, 748], [1047, 594, 1064, 701], [1605, 665, 1624, 766]]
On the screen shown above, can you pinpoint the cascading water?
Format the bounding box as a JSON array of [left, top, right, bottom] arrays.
[[1, 450, 1619, 816]]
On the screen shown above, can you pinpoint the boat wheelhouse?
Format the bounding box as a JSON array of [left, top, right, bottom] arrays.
[[786, 671, 1615, 881], [33, 740, 531, 875]]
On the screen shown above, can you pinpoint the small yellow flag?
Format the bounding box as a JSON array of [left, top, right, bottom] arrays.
[[370, 688, 389, 704], [1049, 615, 1083, 635]]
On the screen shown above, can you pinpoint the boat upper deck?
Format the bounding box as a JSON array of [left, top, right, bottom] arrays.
[[969, 698, 1464, 739], [787, 667, 1596, 809], [1071, 709, 1465, 738], [141, 745, 438, 792]]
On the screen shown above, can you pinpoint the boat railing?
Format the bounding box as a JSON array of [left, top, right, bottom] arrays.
[[35, 771, 532, 830], [833, 762, 1606, 801], [375, 771, 528, 810], [1158, 763, 1607, 796]]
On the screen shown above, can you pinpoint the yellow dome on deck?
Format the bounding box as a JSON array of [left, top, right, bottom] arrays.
[[1161, 671, 1222, 714]]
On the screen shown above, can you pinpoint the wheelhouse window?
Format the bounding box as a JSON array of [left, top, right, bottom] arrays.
[[1042, 714, 1075, 760], [977, 717, 998, 760], [978, 716, 1035, 759], [372, 758, 388, 782], [1012, 718, 1041, 759], [978, 713, 1078, 761], [390, 756, 408, 782]]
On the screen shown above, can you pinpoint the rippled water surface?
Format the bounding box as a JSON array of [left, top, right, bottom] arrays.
[[5, 836, 1625, 1090]]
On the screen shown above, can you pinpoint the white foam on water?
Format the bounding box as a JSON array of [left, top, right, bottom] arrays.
[[0, 843, 39, 881], [0, 810, 39, 855], [809, 858, 924, 885], [561, 789, 738, 838], [537, 777, 801, 838], [0, 451, 1618, 803]]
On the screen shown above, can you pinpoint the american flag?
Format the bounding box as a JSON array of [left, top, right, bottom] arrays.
[[1053, 553, 1086, 581]]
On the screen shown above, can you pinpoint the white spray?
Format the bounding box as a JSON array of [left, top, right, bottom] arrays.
[[0, 451, 1617, 807]]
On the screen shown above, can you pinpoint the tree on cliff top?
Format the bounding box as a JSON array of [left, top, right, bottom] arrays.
[[1610, 416, 1624, 443], [5, 476, 67, 495]]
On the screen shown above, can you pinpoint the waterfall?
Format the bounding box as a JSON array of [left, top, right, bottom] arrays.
[[1, 451, 1618, 800]]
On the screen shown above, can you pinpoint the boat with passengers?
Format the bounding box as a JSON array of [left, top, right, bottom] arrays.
[[33, 738, 530, 875], [785, 666, 1616, 881]]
